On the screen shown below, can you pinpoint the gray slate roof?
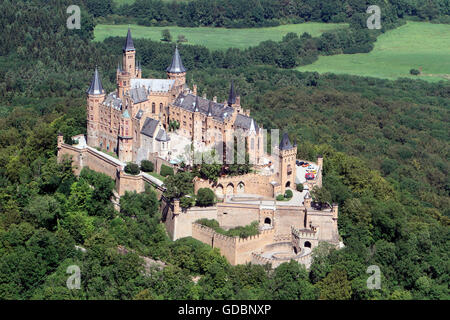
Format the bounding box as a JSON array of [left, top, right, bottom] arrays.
[[87, 68, 104, 95], [141, 117, 160, 138], [166, 46, 186, 73], [280, 132, 293, 150], [123, 28, 135, 52], [135, 109, 144, 119], [130, 86, 148, 104], [103, 92, 122, 110], [130, 78, 175, 92], [156, 129, 170, 142], [173, 93, 234, 122]]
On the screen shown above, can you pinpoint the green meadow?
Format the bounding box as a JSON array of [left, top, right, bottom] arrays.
[[94, 23, 347, 51], [297, 21, 450, 82]]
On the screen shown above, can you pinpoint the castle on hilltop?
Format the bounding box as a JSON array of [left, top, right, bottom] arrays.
[[86, 28, 264, 166], [57, 29, 341, 269]]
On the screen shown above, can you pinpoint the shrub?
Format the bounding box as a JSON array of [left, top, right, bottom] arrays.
[[285, 189, 293, 199], [196, 188, 216, 207], [140, 160, 154, 173], [180, 196, 195, 209], [296, 183, 304, 192], [124, 163, 140, 175], [276, 194, 285, 201], [410, 69, 420, 75], [160, 164, 174, 177]]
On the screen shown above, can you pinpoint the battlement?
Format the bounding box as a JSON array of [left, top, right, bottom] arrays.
[[291, 225, 318, 240]]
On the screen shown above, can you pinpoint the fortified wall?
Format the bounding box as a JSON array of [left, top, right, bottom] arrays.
[[191, 223, 276, 265], [56, 134, 165, 197]]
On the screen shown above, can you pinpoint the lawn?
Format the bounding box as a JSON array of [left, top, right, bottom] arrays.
[[94, 23, 348, 51], [296, 21, 450, 82]]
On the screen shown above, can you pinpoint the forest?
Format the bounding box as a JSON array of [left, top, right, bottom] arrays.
[[0, 0, 448, 300]]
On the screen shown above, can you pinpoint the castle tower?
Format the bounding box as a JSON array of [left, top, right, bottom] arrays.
[[122, 28, 136, 76], [136, 60, 142, 79], [86, 67, 105, 147], [118, 109, 133, 163], [278, 132, 297, 194], [166, 45, 186, 91]]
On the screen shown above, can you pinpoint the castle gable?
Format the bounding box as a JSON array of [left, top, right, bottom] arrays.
[[130, 87, 148, 104], [234, 113, 258, 132], [141, 117, 160, 138], [174, 93, 234, 122]]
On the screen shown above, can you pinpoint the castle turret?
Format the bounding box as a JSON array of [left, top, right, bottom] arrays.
[[227, 80, 242, 112], [118, 109, 133, 163], [167, 45, 186, 91], [278, 132, 297, 194], [122, 28, 136, 77], [86, 67, 105, 147]]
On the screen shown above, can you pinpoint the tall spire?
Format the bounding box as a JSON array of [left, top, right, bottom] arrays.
[[227, 80, 236, 105], [194, 95, 199, 112], [166, 45, 186, 73], [207, 101, 213, 117], [123, 28, 135, 52], [87, 67, 103, 95], [279, 132, 293, 150]]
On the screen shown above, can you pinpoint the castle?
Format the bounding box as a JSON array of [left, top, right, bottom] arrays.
[[58, 29, 341, 269], [86, 29, 264, 166]]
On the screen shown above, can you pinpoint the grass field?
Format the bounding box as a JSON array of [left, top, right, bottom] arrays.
[[94, 23, 347, 50], [297, 22, 450, 82]]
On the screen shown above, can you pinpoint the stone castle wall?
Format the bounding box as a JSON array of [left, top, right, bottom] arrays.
[[194, 172, 276, 198], [191, 223, 275, 265]]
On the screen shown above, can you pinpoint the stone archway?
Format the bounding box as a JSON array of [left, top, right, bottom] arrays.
[[226, 183, 234, 195], [237, 181, 245, 194], [304, 241, 311, 248], [264, 217, 272, 225], [285, 181, 291, 188], [215, 184, 224, 197]]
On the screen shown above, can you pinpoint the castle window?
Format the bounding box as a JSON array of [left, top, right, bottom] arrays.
[[152, 103, 155, 113]]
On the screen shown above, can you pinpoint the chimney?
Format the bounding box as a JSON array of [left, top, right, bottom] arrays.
[[193, 84, 197, 96], [57, 133, 64, 148]]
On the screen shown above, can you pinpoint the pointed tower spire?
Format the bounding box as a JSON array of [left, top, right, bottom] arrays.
[[194, 95, 199, 112], [123, 28, 135, 52], [207, 101, 213, 117], [228, 80, 236, 106], [87, 67, 103, 95], [279, 132, 293, 150], [166, 45, 186, 73], [117, 61, 121, 72]]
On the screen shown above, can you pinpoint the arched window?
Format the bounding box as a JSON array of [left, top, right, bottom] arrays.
[[152, 103, 155, 113], [304, 241, 311, 248], [264, 217, 271, 225]]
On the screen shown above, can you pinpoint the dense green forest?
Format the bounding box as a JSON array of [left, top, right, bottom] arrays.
[[0, 0, 449, 300], [88, 0, 450, 27]]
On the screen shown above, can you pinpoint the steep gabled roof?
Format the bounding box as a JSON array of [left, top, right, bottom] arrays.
[[166, 45, 186, 73], [280, 132, 293, 150], [123, 28, 135, 52], [141, 118, 160, 138], [86, 67, 104, 95]]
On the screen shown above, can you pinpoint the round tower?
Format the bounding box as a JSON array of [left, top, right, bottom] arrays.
[[86, 67, 105, 148], [167, 45, 186, 92]]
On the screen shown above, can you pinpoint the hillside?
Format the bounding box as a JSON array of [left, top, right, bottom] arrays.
[[297, 22, 450, 82]]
